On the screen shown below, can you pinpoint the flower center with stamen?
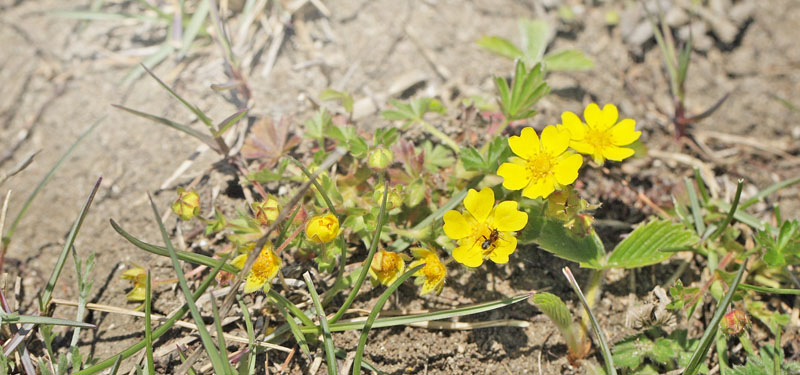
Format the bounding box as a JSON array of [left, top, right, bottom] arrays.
[[422, 254, 445, 282], [586, 127, 612, 152], [526, 153, 555, 182], [251, 250, 278, 280]]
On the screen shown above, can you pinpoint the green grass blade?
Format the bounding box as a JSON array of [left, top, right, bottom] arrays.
[[738, 283, 800, 295], [683, 258, 748, 375], [290, 157, 338, 216], [144, 271, 155, 375], [179, 0, 210, 57], [740, 176, 800, 210], [693, 168, 710, 203], [108, 355, 123, 375], [214, 108, 249, 137], [273, 298, 313, 361], [708, 180, 743, 242], [684, 177, 706, 235], [121, 43, 174, 86], [267, 290, 315, 327], [2, 119, 101, 255], [39, 177, 102, 311], [112, 104, 218, 151], [236, 296, 257, 375], [329, 180, 388, 324], [141, 64, 214, 128], [75, 253, 228, 374], [146, 194, 228, 374], [303, 272, 338, 375], [0, 314, 95, 329], [353, 265, 423, 374], [562, 267, 616, 375], [302, 293, 531, 333], [111, 219, 239, 273], [209, 289, 232, 372]]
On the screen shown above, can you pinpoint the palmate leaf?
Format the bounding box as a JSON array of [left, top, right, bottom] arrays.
[[605, 219, 697, 269], [542, 49, 595, 71], [476, 36, 524, 60]]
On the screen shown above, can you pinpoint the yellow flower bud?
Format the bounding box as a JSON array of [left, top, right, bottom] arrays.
[[368, 250, 408, 286], [305, 213, 340, 243], [171, 188, 200, 220], [121, 266, 147, 302], [372, 185, 403, 210], [368, 147, 394, 170], [252, 198, 280, 226]]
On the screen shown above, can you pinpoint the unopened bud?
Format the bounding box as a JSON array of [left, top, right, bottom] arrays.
[[172, 188, 200, 220], [720, 310, 750, 336], [368, 147, 394, 170]]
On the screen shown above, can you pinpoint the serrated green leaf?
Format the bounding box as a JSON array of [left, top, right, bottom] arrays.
[[519, 18, 551, 63], [320, 88, 354, 114], [533, 217, 605, 268], [650, 338, 677, 364], [476, 36, 524, 60], [459, 147, 485, 171], [612, 335, 651, 370], [605, 219, 697, 269], [532, 293, 572, 331], [543, 49, 595, 71]]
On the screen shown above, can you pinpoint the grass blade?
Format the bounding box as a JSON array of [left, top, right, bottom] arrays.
[[353, 265, 423, 374], [0, 314, 95, 328], [684, 177, 706, 235], [209, 289, 231, 371], [236, 296, 257, 375], [273, 297, 313, 360], [562, 267, 617, 375], [2, 119, 101, 269], [683, 258, 748, 375], [739, 283, 800, 295], [707, 179, 743, 242], [112, 104, 218, 151], [179, 0, 210, 57], [144, 271, 154, 375], [141, 64, 214, 128], [214, 108, 249, 137], [303, 272, 338, 375], [121, 43, 174, 86], [740, 176, 800, 210], [147, 194, 228, 374], [111, 219, 238, 273], [301, 293, 531, 333], [108, 355, 123, 375], [75, 252, 229, 374], [39, 177, 102, 311], [329, 180, 388, 324]]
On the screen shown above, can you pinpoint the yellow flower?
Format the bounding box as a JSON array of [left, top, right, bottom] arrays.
[[121, 266, 147, 302], [252, 198, 280, 226], [368, 250, 408, 286], [408, 248, 446, 295], [442, 188, 528, 267], [171, 188, 200, 220], [560, 103, 641, 165], [232, 244, 282, 294], [305, 213, 339, 243], [497, 126, 583, 199]]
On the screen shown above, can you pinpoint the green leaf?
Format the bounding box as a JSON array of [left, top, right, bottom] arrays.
[[495, 60, 549, 121], [459, 147, 485, 171], [303, 273, 338, 375], [612, 335, 650, 370], [542, 49, 595, 71], [305, 108, 332, 140], [476, 36, 524, 60], [519, 18, 551, 63], [533, 217, 605, 268], [320, 89, 354, 114], [141, 65, 213, 128], [532, 293, 572, 331], [0, 313, 95, 329], [486, 135, 513, 171], [113, 104, 219, 151], [606, 219, 698, 269]]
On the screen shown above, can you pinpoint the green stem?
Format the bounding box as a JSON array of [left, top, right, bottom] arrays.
[[420, 120, 460, 152], [494, 118, 510, 136], [579, 269, 605, 335]]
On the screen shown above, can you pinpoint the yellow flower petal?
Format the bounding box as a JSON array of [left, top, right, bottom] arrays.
[[487, 235, 517, 264], [231, 254, 247, 270], [602, 145, 635, 162], [443, 210, 471, 239], [554, 153, 583, 185], [509, 127, 540, 159], [584, 103, 602, 127], [493, 201, 528, 232], [452, 242, 484, 268], [497, 162, 531, 190], [464, 188, 494, 223], [600, 104, 619, 130], [540, 125, 569, 156], [522, 175, 556, 199], [610, 118, 640, 146], [569, 140, 594, 156], [244, 273, 266, 293], [560, 111, 585, 141]]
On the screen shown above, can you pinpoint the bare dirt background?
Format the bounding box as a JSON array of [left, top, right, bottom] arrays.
[[1, 0, 799, 373]]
